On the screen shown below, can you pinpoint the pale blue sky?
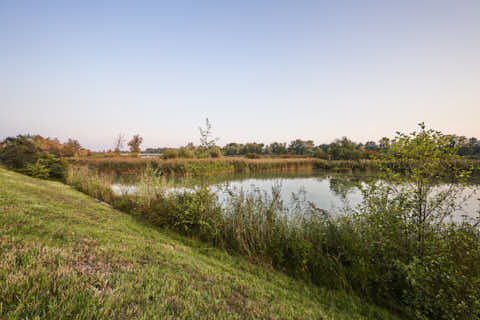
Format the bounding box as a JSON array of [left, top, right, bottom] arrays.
[[1, 0, 479, 150]]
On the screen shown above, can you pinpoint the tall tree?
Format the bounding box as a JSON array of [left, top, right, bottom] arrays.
[[128, 134, 143, 155]]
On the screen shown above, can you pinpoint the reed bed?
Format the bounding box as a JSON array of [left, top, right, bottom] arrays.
[[71, 157, 379, 178]]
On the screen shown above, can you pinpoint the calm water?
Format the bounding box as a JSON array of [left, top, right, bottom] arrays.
[[112, 170, 480, 220]]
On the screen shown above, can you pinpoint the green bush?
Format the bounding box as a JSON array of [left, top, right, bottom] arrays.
[[0, 135, 68, 180], [402, 228, 480, 320], [178, 147, 195, 158], [0, 135, 40, 169], [150, 186, 224, 243], [48, 158, 69, 180], [162, 149, 179, 159], [209, 147, 223, 158], [23, 159, 50, 179]]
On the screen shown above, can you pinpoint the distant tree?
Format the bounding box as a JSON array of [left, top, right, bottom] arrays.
[[314, 147, 327, 159], [223, 143, 242, 156], [32, 135, 63, 156], [288, 139, 315, 156], [318, 144, 330, 153], [63, 138, 82, 157], [378, 137, 391, 152], [144, 147, 164, 154], [364, 141, 378, 151], [185, 142, 196, 151], [113, 133, 126, 154], [244, 142, 265, 154], [128, 134, 143, 156], [199, 118, 219, 149], [269, 142, 287, 154], [264, 144, 273, 155], [328, 137, 363, 160], [470, 137, 480, 156]]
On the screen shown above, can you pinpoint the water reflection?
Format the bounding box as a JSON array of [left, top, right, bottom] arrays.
[[329, 176, 362, 200]]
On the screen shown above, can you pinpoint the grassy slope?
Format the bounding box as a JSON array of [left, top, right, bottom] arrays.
[[0, 168, 397, 320]]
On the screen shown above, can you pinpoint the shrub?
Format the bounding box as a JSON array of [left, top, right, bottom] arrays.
[[162, 149, 179, 159], [178, 147, 195, 159], [0, 135, 40, 169], [209, 147, 223, 158], [163, 186, 224, 243], [352, 123, 480, 316], [402, 228, 480, 320], [0, 135, 68, 180], [23, 159, 50, 179], [48, 158, 69, 180]]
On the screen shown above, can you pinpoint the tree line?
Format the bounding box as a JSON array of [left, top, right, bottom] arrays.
[[2, 127, 479, 163], [144, 135, 480, 160]]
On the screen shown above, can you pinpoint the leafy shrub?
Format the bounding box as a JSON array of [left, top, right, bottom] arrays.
[[178, 147, 195, 158], [209, 147, 223, 158], [0, 135, 68, 180], [48, 158, 69, 180], [349, 123, 480, 316], [170, 187, 223, 242], [0, 135, 40, 169], [402, 228, 480, 320], [162, 149, 179, 159], [23, 159, 50, 179]]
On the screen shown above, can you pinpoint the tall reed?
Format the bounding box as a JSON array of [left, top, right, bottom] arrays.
[[66, 165, 115, 203]]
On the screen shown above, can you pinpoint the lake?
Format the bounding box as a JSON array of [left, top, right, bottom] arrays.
[[112, 170, 480, 221]]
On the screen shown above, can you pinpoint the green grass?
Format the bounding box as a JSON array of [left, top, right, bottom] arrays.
[[0, 167, 397, 319]]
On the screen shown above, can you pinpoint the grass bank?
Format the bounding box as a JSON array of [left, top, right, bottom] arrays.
[[72, 157, 377, 178], [0, 167, 396, 319]]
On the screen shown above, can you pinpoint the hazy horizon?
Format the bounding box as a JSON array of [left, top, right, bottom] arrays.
[[2, 1, 479, 151]]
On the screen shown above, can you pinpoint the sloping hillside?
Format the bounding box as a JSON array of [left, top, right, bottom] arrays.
[[0, 167, 396, 319]]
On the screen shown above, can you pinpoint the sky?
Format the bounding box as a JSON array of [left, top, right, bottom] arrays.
[[1, 0, 479, 150]]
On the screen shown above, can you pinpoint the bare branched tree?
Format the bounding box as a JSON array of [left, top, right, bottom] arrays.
[[199, 118, 219, 149], [114, 133, 126, 154]]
